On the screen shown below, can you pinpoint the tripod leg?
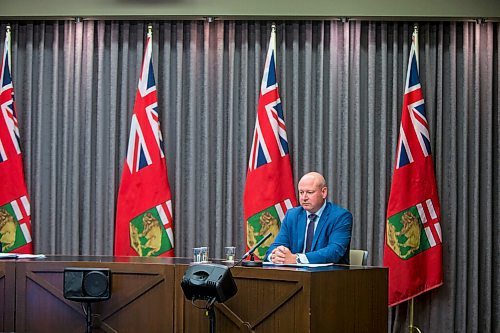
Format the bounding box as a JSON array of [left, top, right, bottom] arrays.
[[85, 302, 92, 333], [207, 306, 216, 333]]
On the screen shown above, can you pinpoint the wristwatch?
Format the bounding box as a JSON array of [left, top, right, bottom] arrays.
[[295, 254, 301, 264]]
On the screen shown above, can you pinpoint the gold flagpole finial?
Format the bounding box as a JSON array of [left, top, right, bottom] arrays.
[[412, 23, 419, 65], [271, 22, 277, 32], [147, 24, 153, 36], [5, 25, 12, 78]]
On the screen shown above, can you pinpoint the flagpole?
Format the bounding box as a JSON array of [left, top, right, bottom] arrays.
[[409, 297, 422, 333], [6, 25, 11, 71], [147, 24, 153, 37], [413, 24, 419, 65]]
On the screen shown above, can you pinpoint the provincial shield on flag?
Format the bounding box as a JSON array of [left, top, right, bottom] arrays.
[[244, 24, 297, 259], [384, 27, 443, 306], [129, 204, 174, 257], [114, 27, 174, 257], [246, 199, 294, 258], [0, 196, 32, 252], [0, 27, 33, 254], [386, 199, 441, 260]]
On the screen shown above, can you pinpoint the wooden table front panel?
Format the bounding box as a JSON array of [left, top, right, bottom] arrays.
[[310, 267, 388, 332], [0, 260, 16, 332], [175, 265, 312, 333], [7, 258, 387, 332], [15, 259, 175, 333], [175, 264, 388, 333]]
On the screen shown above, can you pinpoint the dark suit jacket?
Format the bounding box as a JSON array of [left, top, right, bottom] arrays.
[[266, 201, 352, 264]]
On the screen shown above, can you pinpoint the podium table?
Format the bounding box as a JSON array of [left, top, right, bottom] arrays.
[[176, 263, 388, 332], [0, 256, 387, 332]]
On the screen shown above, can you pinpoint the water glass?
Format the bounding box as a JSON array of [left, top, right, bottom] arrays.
[[200, 246, 209, 262], [224, 246, 236, 262], [193, 247, 202, 263]]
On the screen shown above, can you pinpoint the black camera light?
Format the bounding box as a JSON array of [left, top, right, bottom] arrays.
[[63, 267, 111, 302], [181, 263, 237, 303]]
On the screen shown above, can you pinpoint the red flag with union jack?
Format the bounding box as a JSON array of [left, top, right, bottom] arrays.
[[384, 28, 443, 306], [243, 25, 297, 259], [0, 27, 33, 254], [114, 28, 174, 257]]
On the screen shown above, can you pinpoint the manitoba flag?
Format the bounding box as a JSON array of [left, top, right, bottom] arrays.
[[114, 28, 174, 257], [384, 27, 443, 306], [0, 27, 33, 254], [243, 24, 297, 259]]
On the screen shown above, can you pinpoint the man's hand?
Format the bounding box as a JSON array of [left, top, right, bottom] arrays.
[[270, 246, 296, 264]]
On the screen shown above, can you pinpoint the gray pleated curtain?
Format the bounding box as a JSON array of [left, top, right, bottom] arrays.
[[1, 20, 498, 332]]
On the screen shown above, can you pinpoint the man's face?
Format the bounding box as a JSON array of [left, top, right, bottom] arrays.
[[298, 176, 327, 213]]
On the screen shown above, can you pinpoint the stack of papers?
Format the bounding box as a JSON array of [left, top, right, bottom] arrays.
[[263, 262, 333, 268], [0, 253, 46, 259]]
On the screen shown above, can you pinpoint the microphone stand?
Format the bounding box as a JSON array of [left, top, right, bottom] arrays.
[[234, 232, 273, 268], [242, 253, 262, 267]]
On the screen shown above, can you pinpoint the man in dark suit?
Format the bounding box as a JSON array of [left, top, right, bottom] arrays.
[[266, 172, 352, 264]]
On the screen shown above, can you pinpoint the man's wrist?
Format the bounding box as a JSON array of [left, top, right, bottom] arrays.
[[295, 254, 301, 264]]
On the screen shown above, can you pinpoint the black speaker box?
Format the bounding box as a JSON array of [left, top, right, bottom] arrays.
[[181, 264, 237, 303], [63, 267, 111, 302]]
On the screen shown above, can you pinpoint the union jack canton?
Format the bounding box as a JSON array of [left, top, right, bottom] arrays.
[[126, 35, 165, 173], [396, 37, 432, 169], [248, 31, 290, 171]]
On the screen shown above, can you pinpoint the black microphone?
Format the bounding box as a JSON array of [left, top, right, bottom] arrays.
[[235, 232, 272, 267]]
